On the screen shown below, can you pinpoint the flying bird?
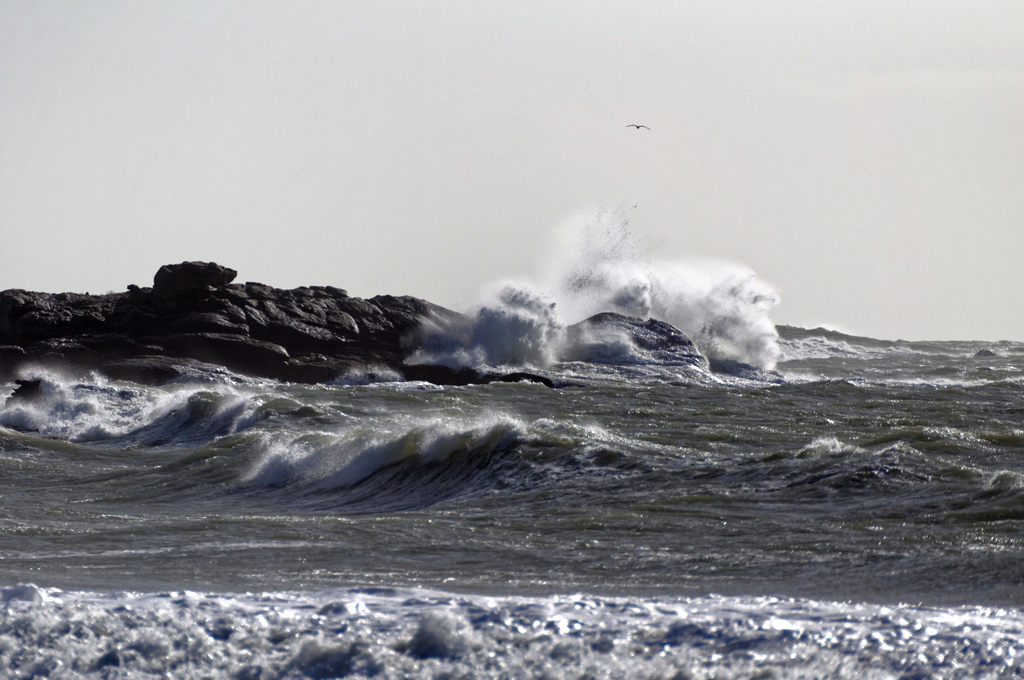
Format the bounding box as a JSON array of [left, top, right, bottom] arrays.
[[626, 124, 650, 130]]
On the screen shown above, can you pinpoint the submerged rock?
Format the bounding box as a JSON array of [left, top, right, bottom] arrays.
[[708, 357, 785, 383], [402, 364, 555, 388]]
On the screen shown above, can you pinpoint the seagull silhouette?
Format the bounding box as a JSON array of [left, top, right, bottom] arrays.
[[626, 124, 650, 130]]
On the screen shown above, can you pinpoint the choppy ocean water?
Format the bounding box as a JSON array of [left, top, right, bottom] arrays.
[[3, 323, 1024, 678]]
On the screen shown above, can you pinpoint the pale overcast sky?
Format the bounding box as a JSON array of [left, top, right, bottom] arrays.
[[2, 1, 1022, 340]]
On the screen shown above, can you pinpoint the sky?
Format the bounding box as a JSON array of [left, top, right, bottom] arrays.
[[1, 1, 1022, 341]]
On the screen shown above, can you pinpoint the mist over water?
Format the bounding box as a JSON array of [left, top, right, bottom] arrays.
[[415, 206, 782, 369]]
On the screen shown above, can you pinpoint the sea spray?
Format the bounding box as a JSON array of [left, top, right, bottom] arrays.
[[407, 282, 566, 369], [545, 204, 658, 321], [414, 206, 781, 369], [546, 206, 781, 368], [644, 259, 781, 369]]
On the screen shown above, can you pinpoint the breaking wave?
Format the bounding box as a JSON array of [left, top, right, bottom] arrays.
[[0, 369, 264, 444], [414, 206, 781, 370], [242, 413, 531, 494], [407, 284, 565, 369]]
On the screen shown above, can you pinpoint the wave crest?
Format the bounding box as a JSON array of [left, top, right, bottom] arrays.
[[242, 414, 528, 494], [408, 284, 565, 369], [415, 206, 781, 370], [549, 207, 780, 368]]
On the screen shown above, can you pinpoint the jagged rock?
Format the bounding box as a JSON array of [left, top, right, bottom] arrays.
[[152, 261, 237, 297], [1, 263, 712, 389], [0, 262, 481, 386], [4, 379, 42, 407]]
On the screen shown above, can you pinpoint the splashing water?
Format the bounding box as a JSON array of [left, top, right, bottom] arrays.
[[546, 206, 781, 368], [414, 206, 781, 370], [545, 205, 659, 321], [465, 284, 564, 367], [407, 283, 565, 369]]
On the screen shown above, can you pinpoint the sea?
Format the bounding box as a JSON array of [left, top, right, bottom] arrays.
[[3, 223, 1024, 678]]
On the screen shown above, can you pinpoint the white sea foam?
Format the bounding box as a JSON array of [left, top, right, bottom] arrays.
[[408, 283, 565, 369], [1, 586, 1022, 679], [0, 370, 264, 443], [0, 370, 180, 441]]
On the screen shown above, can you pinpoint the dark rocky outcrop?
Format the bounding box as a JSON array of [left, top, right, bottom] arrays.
[[564, 312, 709, 371], [563, 312, 779, 380], [1, 263, 741, 389], [3, 379, 42, 407], [0, 262, 554, 387], [152, 261, 238, 297], [2, 263, 428, 383]]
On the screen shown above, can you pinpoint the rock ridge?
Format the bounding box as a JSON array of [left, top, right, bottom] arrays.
[[1, 261, 729, 389], [1, 261, 478, 385]]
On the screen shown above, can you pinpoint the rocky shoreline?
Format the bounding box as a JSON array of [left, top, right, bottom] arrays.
[[1, 262, 488, 386], [0, 261, 720, 391]]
